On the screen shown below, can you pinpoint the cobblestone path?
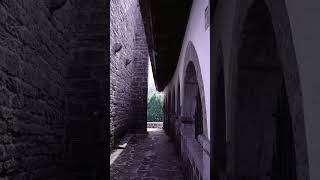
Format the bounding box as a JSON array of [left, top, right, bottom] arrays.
[[110, 129, 185, 180]]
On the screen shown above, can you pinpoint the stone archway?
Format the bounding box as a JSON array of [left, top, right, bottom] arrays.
[[182, 61, 203, 140], [182, 41, 208, 138], [228, 0, 309, 179]]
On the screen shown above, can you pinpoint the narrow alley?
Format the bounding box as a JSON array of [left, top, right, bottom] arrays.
[[110, 0, 209, 179], [0, 0, 319, 179], [110, 129, 185, 180]]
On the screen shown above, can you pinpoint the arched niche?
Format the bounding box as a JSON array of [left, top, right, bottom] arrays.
[[182, 61, 203, 140], [228, 0, 309, 179], [182, 41, 208, 138]]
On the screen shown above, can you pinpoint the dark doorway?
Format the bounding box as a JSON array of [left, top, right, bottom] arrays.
[[195, 90, 203, 139], [183, 62, 204, 141], [234, 0, 297, 178], [214, 62, 227, 178]]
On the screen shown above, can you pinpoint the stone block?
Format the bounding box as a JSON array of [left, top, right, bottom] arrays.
[[0, 88, 10, 106], [4, 159, 17, 173]]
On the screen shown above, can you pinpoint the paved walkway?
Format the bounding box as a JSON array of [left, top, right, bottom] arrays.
[[110, 129, 185, 180]]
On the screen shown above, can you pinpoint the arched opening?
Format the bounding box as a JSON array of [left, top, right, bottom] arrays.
[[195, 90, 203, 139], [180, 41, 209, 180], [183, 62, 203, 141], [233, 1, 297, 178], [183, 42, 208, 138]]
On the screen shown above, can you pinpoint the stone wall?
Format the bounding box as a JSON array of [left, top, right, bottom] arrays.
[[0, 0, 75, 179], [65, 0, 107, 179], [131, 5, 148, 134], [110, 0, 148, 148], [0, 0, 147, 178]]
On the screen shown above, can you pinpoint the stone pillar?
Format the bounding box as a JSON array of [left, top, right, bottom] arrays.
[[167, 112, 175, 139], [175, 114, 182, 153], [163, 107, 166, 131], [169, 113, 177, 141], [164, 110, 171, 134]]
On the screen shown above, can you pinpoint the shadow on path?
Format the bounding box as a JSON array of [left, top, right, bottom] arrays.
[[110, 129, 185, 180]]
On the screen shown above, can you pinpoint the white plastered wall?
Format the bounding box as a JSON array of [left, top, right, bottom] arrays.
[[164, 0, 210, 140], [162, 1, 210, 179]]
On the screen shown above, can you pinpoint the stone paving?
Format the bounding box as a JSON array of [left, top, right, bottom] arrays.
[[110, 129, 185, 180]]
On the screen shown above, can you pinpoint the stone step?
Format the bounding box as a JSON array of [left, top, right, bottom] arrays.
[[110, 133, 133, 165], [115, 133, 133, 149]]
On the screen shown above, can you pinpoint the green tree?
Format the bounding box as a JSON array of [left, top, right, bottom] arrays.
[[147, 91, 163, 122]]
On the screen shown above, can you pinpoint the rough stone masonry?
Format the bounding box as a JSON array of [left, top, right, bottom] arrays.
[[110, 0, 149, 149], [0, 0, 148, 178], [0, 0, 76, 179], [0, 0, 108, 179]]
